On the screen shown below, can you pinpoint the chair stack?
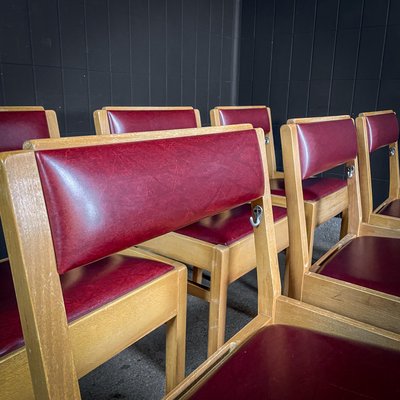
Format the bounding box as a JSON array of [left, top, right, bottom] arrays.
[[0, 104, 399, 399]]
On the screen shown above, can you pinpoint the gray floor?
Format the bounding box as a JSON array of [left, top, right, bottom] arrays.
[[80, 218, 341, 400]]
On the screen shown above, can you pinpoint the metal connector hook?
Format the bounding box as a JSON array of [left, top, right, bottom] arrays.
[[389, 146, 396, 157], [250, 205, 263, 228], [265, 135, 270, 144], [346, 165, 355, 179]]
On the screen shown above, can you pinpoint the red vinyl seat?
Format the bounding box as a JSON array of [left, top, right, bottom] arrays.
[[379, 199, 400, 217], [0, 256, 173, 357], [319, 236, 400, 297], [270, 177, 347, 201], [188, 325, 400, 400], [176, 204, 286, 245]]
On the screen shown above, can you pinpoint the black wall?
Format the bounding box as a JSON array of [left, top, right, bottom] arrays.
[[239, 0, 400, 206], [0, 0, 240, 130], [0, 0, 399, 207]]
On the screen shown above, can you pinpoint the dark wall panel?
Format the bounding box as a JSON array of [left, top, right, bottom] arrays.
[[0, 0, 240, 134], [239, 0, 400, 206]]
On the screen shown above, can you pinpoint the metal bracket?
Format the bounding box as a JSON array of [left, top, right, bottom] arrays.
[[346, 165, 355, 179], [389, 146, 396, 157], [250, 205, 263, 228], [265, 135, 270, 144]]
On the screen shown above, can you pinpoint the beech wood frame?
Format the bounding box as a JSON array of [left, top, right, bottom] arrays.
[[0, 105, 61, 399], [356, 110, 400, 229], [280, 115, 400, 336], [0, 134, 191, 399]]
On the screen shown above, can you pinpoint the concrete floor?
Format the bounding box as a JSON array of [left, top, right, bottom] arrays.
[[80, 218, 341, 399]]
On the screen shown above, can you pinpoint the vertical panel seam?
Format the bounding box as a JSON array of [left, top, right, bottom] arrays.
[[219, 1, 225, 102], [349, 0, 365, 116], [107, 0, 113, 103], [375, 0, 391, 110], [83, 0, 91, 128], [285, 0, 297, 120], [57, 0, 67, 133], [148, 0, 151, 103], [129, 0, 133, 104], [305, 0, 318, 116], [207, 0, 212, 111], [327, 0, 341, 115], [267, 0, 276, 106], [26, 0, 38, 105]]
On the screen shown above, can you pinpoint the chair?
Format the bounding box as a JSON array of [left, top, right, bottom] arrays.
[[163, 123, 400, 400], [0, 106, 60, 399], [280, 115, 400, 334], [211, 106, 349, 261], [0, 106, 60, 150], [356, 110, 400, 229], [93, 106, 202, 134], [93, 108, 289, 356], [0, 130, 199, 398]]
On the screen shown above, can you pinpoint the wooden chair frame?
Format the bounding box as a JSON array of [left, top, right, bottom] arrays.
[[164, 123, 400, 399], [0, 106, 60, 138], [211, 107, 349, 274], [27, 124, 289, 357], [0, 133, 192, 398], [356, 110, 400, 229], [0, 105, 61, 398], [281, 115, 400, 336], [94, 106, 202, 134]]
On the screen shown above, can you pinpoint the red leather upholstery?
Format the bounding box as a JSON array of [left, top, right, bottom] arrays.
[[190, 325, 400, 400], [107, 110, 198, 134], [217, 108, 271, 134], [0, 111, 50, 152], [270, 177, 347, 201], [296, 119, 357, 180], [379, 199, 400, 218], [0, 256, 173, 357], [35, 130, 264, 273], [176, 204, 286, 245], [365, 113, 399, 153], [320, 236, 400, 297]]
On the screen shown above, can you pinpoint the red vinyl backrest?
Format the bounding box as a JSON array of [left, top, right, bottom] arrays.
[[0, 111, 50, 152], [365, 113, 399, 153], [217, 108, 271, 134], [35, 130, 265, 274], [296, 118, 357, 180], [107, 109, 198, 134]]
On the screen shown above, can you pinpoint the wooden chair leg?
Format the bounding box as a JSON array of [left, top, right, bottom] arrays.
[[165, 267, 187, 392], [282, 249, 290, 296], [192, 267, 203, 284], [304, 202, 317, 261], [207, 246, 229, 357], [340, 208, 349, 239]]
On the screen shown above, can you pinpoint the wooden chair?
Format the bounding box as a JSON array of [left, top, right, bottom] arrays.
[[356, 110, 400, 229], [0, 131, 198, 398], [0, 106, 60, 399], [164, 123, 400, 400], [93, 108, 289, 357], [211, 106, 349, 261], [280, 115, 400, 335], [93, 106, 202, 134]]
